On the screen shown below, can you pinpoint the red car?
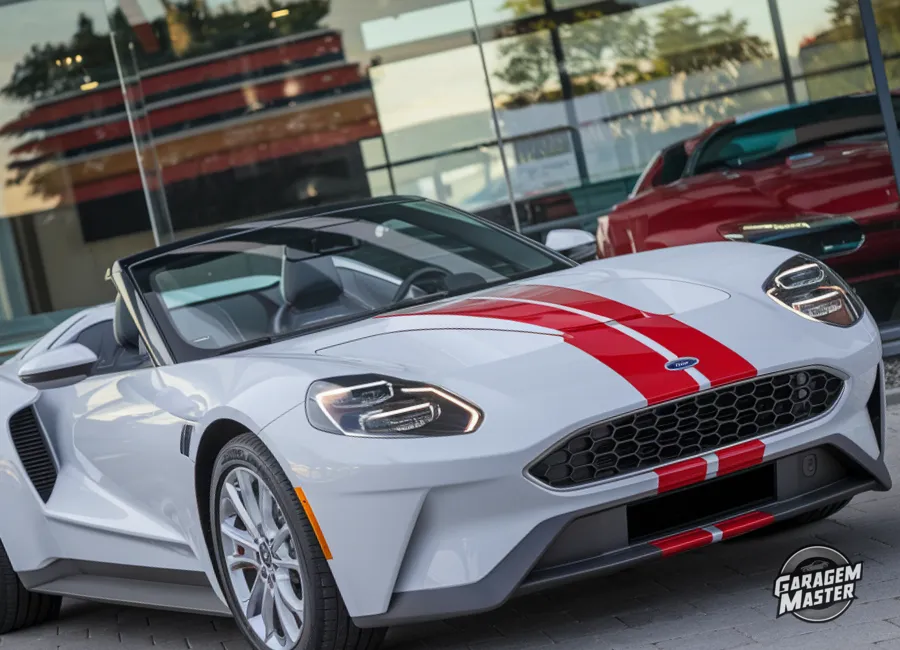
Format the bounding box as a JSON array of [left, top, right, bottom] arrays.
[[598, 93, 900, 324]]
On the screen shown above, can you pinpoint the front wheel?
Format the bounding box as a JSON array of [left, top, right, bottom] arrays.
[[0, 539, 61, 635], [209, 434, 386, 650]]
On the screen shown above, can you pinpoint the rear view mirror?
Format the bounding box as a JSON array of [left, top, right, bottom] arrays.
[[545, 228, 597, 263], [18, 344, 98, 390]]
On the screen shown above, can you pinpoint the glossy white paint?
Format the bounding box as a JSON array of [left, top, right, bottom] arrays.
[[0, 242, 887, 625], [545, 228, 596, 253], [0, 375, 62, 571], [18, 343, 99, 390]]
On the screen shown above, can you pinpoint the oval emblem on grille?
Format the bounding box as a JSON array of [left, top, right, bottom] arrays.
[[665, 357, 699, 371]]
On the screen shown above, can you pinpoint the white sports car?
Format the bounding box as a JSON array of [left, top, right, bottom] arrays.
[[0, 197, 890, 650]]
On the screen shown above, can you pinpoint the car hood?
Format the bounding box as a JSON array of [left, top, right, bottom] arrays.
[[240, 243, 878, 416], [629, 141, 898, 217]]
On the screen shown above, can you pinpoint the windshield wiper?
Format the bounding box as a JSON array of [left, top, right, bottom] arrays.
[[215, 335, 278, 355]]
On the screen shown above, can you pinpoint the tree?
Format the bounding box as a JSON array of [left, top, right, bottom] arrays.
[[0, 13, 118, 103], [654, 8, 771, 75], [798, 0, 900, 99], [1, 0, 330, 104], [1, 0, 332, 202], [492, 2, 773, 108]]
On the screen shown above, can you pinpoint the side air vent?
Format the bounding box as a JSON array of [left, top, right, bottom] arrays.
[[180, 424, 194, 457], [8, 406, 57, 502]]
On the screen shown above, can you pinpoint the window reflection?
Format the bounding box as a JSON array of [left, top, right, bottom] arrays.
[[780, 0, 900, 97], [106, 0, 520, 236], [1, 0, 900, 358], [473, 0, 783, 218], [0, 0, 154, 347]]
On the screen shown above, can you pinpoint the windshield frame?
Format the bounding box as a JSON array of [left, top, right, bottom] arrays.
[[112, 197, 575, 366]]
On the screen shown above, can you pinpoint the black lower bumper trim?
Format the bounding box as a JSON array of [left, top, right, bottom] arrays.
[[520, 476, 875, 595]]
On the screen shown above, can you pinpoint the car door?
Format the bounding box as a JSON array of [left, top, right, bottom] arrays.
[[33, 318, 207, 573]]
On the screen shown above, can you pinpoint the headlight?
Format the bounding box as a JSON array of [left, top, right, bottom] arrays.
[[764, 254, 865, 327], [306, 374, 483, 437]]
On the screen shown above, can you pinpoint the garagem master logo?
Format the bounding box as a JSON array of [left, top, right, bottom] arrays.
[[773, 545, 862, 622]]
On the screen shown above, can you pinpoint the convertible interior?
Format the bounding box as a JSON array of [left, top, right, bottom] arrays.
[[113, 250, 494, 354]]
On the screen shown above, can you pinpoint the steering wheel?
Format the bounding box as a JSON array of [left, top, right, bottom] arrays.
[[392, 267, 453, 303]]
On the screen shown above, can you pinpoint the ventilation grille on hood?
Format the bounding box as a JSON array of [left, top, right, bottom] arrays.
[[8, 406, 57, 502]]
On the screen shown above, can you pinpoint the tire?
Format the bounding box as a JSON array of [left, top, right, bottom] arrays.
[[0, 538, 61, 635], [786, 499, 851, 527], [209, 433, 386, 650]]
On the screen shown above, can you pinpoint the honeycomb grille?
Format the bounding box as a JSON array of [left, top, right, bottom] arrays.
[[529, 368, 844, 489]]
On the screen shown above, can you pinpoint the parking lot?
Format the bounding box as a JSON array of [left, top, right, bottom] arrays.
[[5, 405, 900, 650]]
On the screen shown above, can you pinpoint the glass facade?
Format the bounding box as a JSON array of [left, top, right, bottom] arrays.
[[1, 0, 899, 357]]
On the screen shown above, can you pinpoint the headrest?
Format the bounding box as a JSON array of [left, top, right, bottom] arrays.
[[280, 249, 343, 308], [114, 295, 140, 350]]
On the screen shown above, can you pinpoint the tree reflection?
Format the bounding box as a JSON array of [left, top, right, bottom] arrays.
[[798, 0, 900, 99], [494, 1, 773, 109], [1, 0, 329, 103], [0, 0, 333, 204]]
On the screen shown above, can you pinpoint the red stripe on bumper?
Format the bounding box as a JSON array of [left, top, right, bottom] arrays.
[[650, 528, 714, 557], [387, 298, 698, 405], [716, 440, 766, 477], [654, 457, 708, 493], [622, 316, 757, 387], [715, 511, 775, 539]]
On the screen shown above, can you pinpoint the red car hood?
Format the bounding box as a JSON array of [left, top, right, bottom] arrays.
[[629, 141, 899, 218]]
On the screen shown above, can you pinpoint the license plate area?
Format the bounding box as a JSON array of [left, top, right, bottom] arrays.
[[627, 464, 777, 543]]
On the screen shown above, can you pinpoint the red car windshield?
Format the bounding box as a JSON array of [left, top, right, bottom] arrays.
[[692, 94, 900, 176]]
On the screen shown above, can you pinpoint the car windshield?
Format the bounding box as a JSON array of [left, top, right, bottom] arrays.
[[692, 94, 900, 175], [126, 199, 570, 363]]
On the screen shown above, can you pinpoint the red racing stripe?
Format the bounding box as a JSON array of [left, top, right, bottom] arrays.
[[487, 284, 647, 323], [488, 285, 757, 388], [387, 298, 699, 405], [654, 457, 708, 493], [650, 528, 714, 557], [716, 440, 766, 477], [715, 511, 775, 540], [621, 315, 757, 387]]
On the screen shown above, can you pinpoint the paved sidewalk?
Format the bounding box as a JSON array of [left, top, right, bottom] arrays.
[[5, 407, 900, 650]]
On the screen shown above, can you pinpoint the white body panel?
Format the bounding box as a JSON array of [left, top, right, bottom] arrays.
[[0, 242, 889, 624]]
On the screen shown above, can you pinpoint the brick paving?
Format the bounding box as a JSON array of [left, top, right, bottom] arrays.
[[4, 406, 899, 650]]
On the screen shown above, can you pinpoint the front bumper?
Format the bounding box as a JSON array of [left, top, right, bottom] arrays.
[[355, 443, 880, 628], [261, 360, 890, 626]]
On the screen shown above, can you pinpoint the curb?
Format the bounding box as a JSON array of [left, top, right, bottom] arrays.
[[888, 387, 900, 407]]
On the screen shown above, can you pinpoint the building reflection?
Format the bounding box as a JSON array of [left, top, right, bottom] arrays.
[[0, 0, 898, 356], [1, 1, 382, 315]]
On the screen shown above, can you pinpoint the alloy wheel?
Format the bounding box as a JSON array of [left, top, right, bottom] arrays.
[[219, 467, 307, 649]]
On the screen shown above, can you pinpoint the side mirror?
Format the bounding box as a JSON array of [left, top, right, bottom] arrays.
[[18, 343, 97, 390], [545, 228, 597, 263]]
